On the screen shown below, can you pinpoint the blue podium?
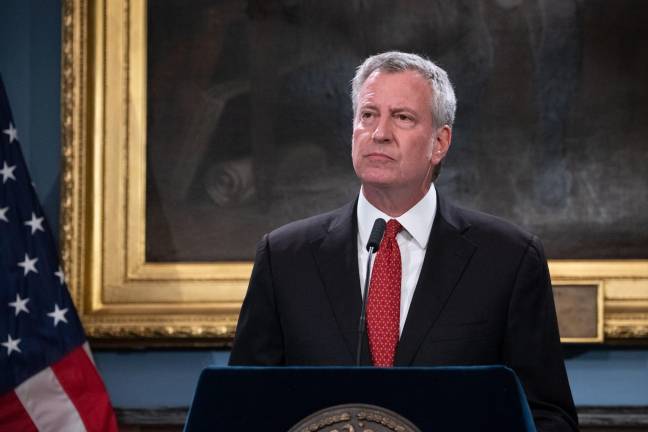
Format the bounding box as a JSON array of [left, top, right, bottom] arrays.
[[184, 366, 536, 431]]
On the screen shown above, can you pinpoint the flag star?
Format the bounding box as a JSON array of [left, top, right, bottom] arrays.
[[0, 206, 8, 222], [0, 161, 16, 183], [1, 335, 21, 356], [47, 304, 69, 326], [9, 293, 30, 316], [17, 253, 39, 276], [24, 212, 45, 235], [2, 122, 18, 143], [55, 266, 66, 285]]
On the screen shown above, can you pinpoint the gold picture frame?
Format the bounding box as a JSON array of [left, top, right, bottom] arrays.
[[61, 0, 648, 345], [61, 0, 250, 345]]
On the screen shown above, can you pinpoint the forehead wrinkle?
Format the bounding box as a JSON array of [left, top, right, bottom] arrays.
[[358, 88, 416, 110], [357, 70, 433, 122], [357, 90, 377, 105]]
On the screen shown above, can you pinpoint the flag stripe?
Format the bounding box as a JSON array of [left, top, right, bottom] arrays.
[[0, 390, 38, 432], [82, 341, 96, 366], [15, 365, 87, 432], [51, 345, 118, 432]]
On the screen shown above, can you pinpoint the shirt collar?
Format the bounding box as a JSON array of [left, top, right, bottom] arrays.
[[357, 184, 437, 249]]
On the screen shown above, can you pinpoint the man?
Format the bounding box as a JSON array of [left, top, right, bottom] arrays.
[[230, 52, 578, 431]]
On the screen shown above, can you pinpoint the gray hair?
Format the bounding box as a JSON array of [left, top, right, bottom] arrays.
[[351, 51, 457, 128]]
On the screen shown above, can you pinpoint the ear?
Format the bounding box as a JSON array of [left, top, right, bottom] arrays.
[[431, 125, 452, 165]]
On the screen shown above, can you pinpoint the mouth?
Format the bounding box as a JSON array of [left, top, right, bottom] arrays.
[[365, 152, 394, 162]]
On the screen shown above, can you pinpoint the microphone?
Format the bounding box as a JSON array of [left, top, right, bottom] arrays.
[[356, 218, 386, 366], [366, 218, 387, 252]]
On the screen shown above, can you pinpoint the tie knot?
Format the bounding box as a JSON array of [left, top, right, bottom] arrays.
[[384, 219, 402, 240]]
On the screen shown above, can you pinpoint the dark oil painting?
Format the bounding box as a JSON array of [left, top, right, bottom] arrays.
[[146, 0, 648, 262]]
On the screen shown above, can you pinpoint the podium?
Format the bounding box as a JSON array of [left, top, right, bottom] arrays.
[[184, 366, 536, 431]]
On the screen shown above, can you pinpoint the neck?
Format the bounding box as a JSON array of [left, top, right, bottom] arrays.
[[362, 183, 431, 217]]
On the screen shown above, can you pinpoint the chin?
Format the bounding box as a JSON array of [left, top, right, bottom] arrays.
[[357, 167, 397, 184], [360, 177, 398, 189]]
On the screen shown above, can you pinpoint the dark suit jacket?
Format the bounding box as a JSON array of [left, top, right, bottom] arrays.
[[230, 192, 579, 431]]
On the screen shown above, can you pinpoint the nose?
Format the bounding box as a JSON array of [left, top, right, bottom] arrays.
[[372, 116, 393, 144]]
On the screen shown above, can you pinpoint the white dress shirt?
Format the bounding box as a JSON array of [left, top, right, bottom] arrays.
[[356, 184, 438, 336]]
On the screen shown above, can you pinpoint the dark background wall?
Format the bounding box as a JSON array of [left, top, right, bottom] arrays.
[[1, 0, 647, 418]]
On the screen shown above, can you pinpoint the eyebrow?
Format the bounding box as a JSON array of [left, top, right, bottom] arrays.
[[359, 104, 416, 113], [389, 107, 416, 114], [358, 103, 378, 111]]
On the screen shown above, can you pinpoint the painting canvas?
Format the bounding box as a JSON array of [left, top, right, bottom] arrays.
[[145, 0, 648, 263]]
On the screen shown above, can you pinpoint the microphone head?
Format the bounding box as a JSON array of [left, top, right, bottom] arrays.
[[366, 218, 387, 252]]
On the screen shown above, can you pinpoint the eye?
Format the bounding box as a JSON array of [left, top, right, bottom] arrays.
[[361, 111, 375, 120], [394, 113, 415, 126]]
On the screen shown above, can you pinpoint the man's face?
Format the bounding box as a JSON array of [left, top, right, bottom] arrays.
[[352, 69, 449, 194]]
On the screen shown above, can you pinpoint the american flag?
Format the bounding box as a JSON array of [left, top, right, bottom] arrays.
[[0, 75, 118, 431]]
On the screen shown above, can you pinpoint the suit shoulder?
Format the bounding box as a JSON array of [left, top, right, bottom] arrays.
[[449, 204, 538, 252], [266, 201, 354, 251]]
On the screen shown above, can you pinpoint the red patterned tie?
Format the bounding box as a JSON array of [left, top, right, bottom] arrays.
[[366, 219, 403, 367]]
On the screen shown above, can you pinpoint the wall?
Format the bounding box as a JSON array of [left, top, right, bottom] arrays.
[[1, 0, 647, 412], [0, 0, 60, 236]]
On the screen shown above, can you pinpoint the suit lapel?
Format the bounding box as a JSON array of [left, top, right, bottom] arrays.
[[311, 200, 368, 363], [395, 193, 477, 366]]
